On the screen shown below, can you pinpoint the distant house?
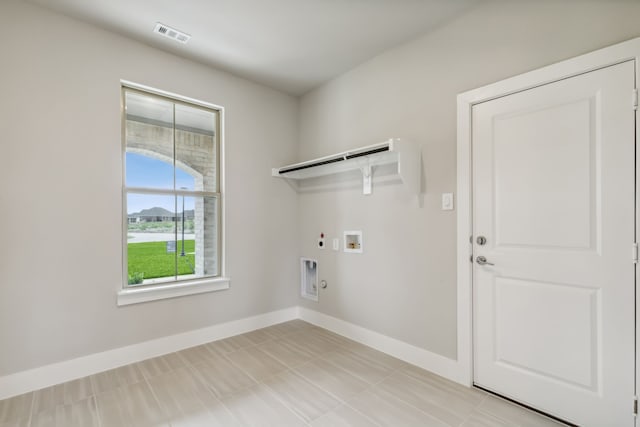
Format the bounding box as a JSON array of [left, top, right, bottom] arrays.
[[128, 207, 174, 223], [128, 207, 195, 223]]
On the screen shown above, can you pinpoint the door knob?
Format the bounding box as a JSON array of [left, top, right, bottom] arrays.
[[476, 256, 494, 266]]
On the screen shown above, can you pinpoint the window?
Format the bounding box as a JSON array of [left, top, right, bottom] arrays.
[[118, 84, 228, 305]]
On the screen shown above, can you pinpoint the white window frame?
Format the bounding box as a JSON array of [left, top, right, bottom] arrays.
[[117, 81, 229, 306]]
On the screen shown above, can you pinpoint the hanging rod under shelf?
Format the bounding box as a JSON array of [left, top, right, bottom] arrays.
[[277, 145, 391, 174]]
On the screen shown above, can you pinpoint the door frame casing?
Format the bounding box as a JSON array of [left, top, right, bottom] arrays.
[[456, 37, 640, 415]]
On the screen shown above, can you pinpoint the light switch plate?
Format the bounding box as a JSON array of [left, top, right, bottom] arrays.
[[442, 193, 454, 210]]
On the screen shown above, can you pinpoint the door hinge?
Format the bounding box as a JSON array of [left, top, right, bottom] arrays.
[[634, 396, 638, 416], [633, 243, 638, 263], [633, 88, 638, 110]]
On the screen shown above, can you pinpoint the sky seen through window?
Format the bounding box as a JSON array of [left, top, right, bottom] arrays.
[[126, 152, 195, 214]]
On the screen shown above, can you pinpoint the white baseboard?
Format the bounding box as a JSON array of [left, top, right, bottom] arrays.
[[298, 307, 467, 386], [0, 305, 468, 401], [0, 306, 298, 400]]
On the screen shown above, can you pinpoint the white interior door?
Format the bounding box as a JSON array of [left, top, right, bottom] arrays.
[[472, 60, 636, 426]]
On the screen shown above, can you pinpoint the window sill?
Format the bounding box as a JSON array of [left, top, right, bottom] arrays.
[[117, 277, 230, 306]]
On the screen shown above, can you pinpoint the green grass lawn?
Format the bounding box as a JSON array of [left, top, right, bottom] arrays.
[[128, 240, 195, 282]]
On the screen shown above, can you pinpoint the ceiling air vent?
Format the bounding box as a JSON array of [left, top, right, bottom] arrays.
[[153, 22, 191, 44]]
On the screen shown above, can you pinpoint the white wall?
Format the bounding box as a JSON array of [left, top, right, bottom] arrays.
[[297, 0, 640, 359], [4, 0, 640, 380], [0, 0, 299, 376]]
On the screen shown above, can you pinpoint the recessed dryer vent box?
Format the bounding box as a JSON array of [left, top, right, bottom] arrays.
[[300, 258, 318, 301], [344, 231, 363, 253]]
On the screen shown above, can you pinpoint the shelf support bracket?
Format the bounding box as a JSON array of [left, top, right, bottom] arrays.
[[361, 165, 372, 195]]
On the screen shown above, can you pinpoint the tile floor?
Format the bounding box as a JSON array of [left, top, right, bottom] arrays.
[[0, 320, 563, 426]]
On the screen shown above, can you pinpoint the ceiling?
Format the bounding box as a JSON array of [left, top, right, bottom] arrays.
[[26, 0, 480, 95]]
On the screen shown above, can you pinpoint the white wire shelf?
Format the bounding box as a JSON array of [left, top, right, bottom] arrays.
[[272, 138, 419, 195]]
